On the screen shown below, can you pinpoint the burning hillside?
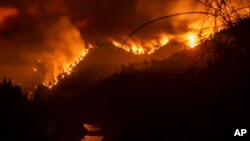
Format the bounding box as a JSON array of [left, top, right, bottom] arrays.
[[39, 18, 94, 89], [109, 0, 249, 55], [111, 33, 169, 55], [0, 0, 249, 90]]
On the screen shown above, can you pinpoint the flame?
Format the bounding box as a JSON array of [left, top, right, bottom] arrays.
[[36, 17, 94, 89], [187, 33, 198, 48], [42, 47, 92, 89], [112, 0, 250, 54], [111, 34, 169, 55], [160, 37, 169, 46]]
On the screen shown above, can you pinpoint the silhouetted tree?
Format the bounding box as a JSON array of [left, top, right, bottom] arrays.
[[0, 78, 48, 141]]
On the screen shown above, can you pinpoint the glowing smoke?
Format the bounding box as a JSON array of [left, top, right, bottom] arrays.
[[30, 17, 92, 89], [0, 17, 92, 90], [39, 17, 93, 88], [0, 8, 18, 24], [110, 0, 249, 53]]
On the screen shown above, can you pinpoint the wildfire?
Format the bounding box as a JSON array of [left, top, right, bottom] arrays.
[[111, 34, 169, 55], [160, 37, 169, 46], [35, 17, 95, 89], [42, 47, 92, 89], [111, 31, 200, 54]]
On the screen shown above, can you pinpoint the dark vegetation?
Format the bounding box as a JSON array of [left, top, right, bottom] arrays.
[[1, 0, 250, 141], [78, 1, 250, 140], [0, 78, 44, 141], [0, 78, 88, 141], [78, 17, 250, 141]]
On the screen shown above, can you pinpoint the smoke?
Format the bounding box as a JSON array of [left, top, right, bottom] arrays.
[[37, 17, 91, 88], [0, 3, 90, 89], [64, 0, 202, 42]]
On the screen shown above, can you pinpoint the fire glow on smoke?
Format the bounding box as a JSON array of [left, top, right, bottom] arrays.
[[33, 17, 94, 89], [111, 32, 200, 55], [110, 0, 250, 54], [0, 8, 18, 23]]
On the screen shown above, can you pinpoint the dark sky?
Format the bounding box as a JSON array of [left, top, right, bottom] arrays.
[[0, 0, 247, 89]]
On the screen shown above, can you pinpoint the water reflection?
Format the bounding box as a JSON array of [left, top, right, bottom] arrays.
[[82, 123, 103, 141], [83, 123, 102, 132], [81, 135, 104, 141]]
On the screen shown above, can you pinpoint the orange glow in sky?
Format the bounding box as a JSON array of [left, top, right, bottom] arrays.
[[0, 8, 18, 23]]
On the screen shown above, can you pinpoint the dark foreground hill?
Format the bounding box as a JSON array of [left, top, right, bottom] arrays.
[[76, 18, 250, 141]]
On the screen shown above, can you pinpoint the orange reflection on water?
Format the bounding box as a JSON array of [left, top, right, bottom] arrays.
[[83, 123, 101, 132], [81, 136, 104, 141]]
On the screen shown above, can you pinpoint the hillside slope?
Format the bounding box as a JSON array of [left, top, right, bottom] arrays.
[[77, 18, 250, 141]]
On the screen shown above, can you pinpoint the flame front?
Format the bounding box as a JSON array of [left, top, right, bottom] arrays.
[[30, 17, 94, 89], [112, 34, 169, 55], [110, 0, 250, 55], [42, 47, 92, 89]]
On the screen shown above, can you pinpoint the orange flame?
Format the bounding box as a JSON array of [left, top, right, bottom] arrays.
[[187, 33, 198, 48], [35, 17, 95, 89], [42, 47, 92, 89], [111, 34, 169, 55]]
